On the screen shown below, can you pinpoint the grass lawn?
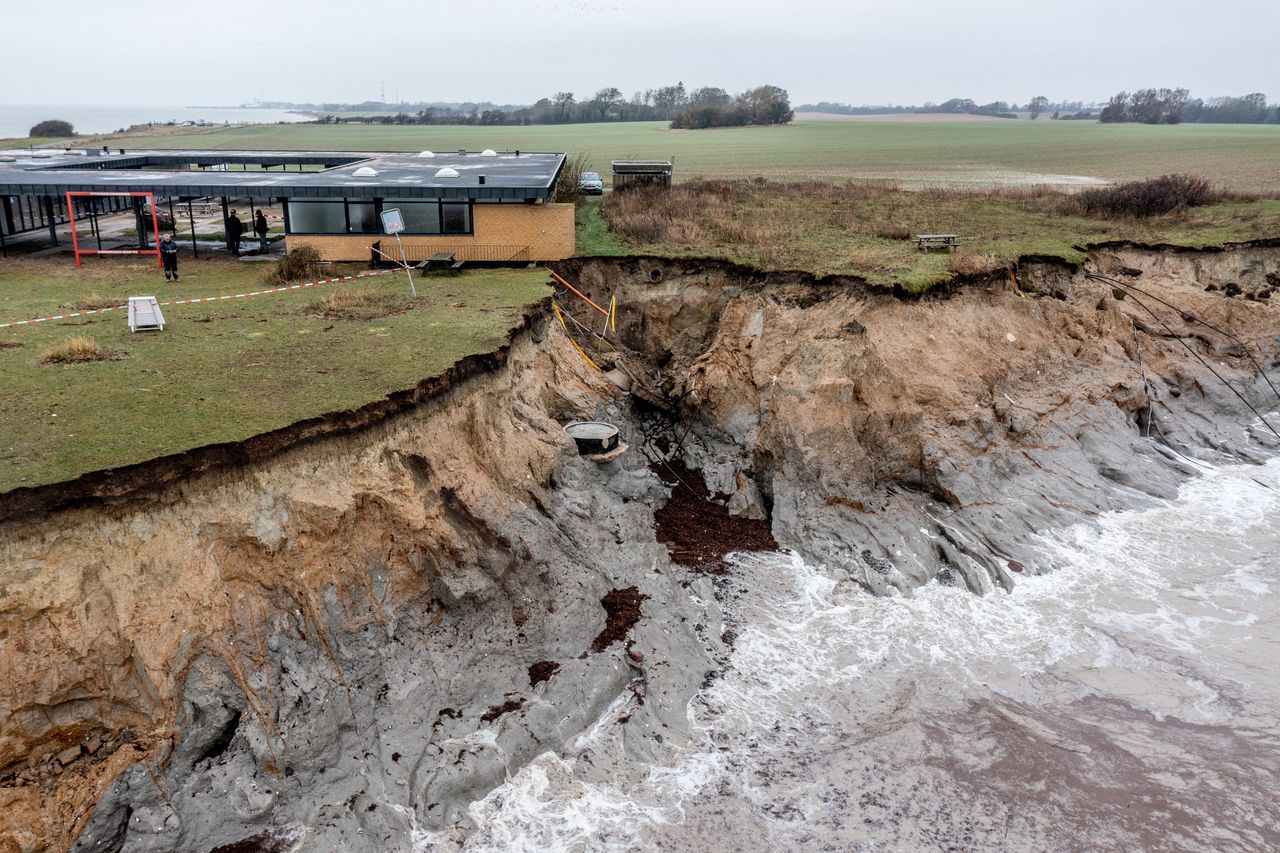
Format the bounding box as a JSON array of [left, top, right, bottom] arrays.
[[101, 119, 1280, 192], [0, 257, 548, 491], [593, 181, 1280, 291]]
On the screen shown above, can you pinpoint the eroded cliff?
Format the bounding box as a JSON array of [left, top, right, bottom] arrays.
[[1, 244, 1278, 852]]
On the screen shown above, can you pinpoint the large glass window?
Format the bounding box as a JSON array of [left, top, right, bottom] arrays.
[[287, 201, 345, 234], [346, 202, 378, 234], [394, 202, 440, 234], [384, 200, 472, 235], [286, 199, 474, 235], [441, 203, 471, 234]]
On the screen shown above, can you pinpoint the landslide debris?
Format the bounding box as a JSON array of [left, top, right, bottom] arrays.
[[652, 461, 778, 572], [591, 587, 649, 652]]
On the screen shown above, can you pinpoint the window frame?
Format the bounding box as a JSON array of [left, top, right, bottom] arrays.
[[284, 198, 474, 236]]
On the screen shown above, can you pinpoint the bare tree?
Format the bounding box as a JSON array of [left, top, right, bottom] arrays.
[[1028, 95, 1049, 120]]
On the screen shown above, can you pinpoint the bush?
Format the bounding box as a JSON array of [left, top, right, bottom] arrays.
[[1073, 174, 1221, 218], [30, 119, 74, 138], [268, 246, 324, 284], [39, 336, 115, 364], [554, 152, 593, 205]]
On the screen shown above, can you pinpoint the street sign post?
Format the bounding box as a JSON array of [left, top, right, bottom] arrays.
[[380, 208, 416, 297]]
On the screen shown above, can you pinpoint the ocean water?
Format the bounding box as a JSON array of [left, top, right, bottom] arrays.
[[432, 455, 1280, 851], [0, 104, 309, 140]]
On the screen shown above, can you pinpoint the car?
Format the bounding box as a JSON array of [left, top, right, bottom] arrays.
[[578, 171, 604, 195]]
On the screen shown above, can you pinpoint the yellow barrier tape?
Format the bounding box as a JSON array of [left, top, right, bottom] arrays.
[[553, 303, 602, 371]]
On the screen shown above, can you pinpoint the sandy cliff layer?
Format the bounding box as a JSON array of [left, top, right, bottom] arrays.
[[1, 243, 1278, 851]]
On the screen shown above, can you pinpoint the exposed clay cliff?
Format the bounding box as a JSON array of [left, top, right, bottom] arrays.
[[1, 243, 1278, 851]]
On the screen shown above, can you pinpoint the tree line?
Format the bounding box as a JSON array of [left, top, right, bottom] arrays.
[[1100, 90, 1278, 124], [310, 83, 791, 128], [799, 92, 1279, 124]]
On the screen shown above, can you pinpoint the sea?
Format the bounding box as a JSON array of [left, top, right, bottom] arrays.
[[0, 104, 310, 140], [427, 452, 1280, 851]]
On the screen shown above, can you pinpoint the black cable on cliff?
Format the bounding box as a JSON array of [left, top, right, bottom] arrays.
[[1091, 274, 1280, 441], [1086, 272, 1280, 408]]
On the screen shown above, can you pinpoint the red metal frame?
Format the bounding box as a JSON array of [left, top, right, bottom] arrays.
[[65, 191, 163, 268]]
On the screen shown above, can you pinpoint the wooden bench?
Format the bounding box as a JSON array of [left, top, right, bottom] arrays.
[[915, 234, 960, 252]]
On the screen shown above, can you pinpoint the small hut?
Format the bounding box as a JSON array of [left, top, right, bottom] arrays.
[[611, 160, 673, 191]]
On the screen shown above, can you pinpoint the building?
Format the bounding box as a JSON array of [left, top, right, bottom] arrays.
[[611, 160, 673, 191], [0, 148, 573, 263]]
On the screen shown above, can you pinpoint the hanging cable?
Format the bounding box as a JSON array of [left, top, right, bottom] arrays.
[[1086, 272, 1280, 408], [1097, 276, 1280, 441]]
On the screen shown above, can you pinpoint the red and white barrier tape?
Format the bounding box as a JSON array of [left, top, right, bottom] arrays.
[[0, 269, 399, 330]]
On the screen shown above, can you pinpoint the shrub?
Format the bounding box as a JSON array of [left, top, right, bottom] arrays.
[[1073, 174, 1221, 218], [268, 246, 323, 284], [554, 152, 593, 205], [39, 336, 115, 364], [30, 119, 74, 138]]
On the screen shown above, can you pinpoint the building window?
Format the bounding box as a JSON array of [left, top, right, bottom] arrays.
[[441, 202, 471, 234], [346, 202, 378, 234], [287, 201, 345, 234], [383, 200, 472, 235], [286, 199, 474, 235]]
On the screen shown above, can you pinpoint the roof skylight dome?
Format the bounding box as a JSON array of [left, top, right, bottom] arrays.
[[481, 149, 498, 156], [434, 167, 461, 178], [417, 150, 436, 158], [352, 166, 379, 177]]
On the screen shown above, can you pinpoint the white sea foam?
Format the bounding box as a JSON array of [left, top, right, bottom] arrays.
[[440, 458, 1280, 851]]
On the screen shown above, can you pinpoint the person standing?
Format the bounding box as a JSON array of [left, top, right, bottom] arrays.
[[254, 210, 269, 254], [160, 234, 179, 281], [226, 209, 244, 256]]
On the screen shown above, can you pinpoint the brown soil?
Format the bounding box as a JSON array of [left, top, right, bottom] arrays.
[[652, 461, 778, 572], [590, 587, 648, 652], [528, 660, 560, 687]]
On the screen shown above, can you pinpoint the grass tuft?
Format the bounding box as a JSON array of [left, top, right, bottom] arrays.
[[38, 336, 117, 365], [948, 251, 1002, 276], [308, 288, 405, 319]]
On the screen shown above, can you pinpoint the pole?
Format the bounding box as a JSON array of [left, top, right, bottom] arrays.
[[147, 192, 162, 268], [66, 193, 81, 267], [45, 197, 59, 246], [92, 198, 102, 251], [187, 198, 199, 258], [394, 233, 417, 297]]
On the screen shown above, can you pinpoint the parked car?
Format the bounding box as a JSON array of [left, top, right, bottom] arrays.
[[578, 171, 604, 195]]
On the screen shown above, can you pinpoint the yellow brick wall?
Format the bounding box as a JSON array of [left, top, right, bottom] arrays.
[[285, 202, 575, 262]]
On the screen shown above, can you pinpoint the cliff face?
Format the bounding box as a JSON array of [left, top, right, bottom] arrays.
[[568, 245, 1280, 593], [1, 244, 1278, 852], [0, 325, 713, 852]]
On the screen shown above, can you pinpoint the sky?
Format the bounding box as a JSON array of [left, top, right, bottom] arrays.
[[5, 0, 1278, 107]]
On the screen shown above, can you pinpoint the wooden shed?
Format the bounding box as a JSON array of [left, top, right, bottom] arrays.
[[611, 160, 673, 190]]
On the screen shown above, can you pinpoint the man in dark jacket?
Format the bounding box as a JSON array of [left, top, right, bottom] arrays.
[[227, 210, 244, 256], [160, 234, 179, 281], [254, 210, 269, 254]]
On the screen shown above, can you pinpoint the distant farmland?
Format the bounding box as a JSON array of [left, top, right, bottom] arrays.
[[105, 119, 1280, 192]]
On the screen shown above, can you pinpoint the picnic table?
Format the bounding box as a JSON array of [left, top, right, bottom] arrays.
[[915, 233, 960, 252], [415, 252, 464, 270]]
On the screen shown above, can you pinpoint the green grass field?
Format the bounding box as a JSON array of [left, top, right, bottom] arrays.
[[102, 119, 1280, 192], [590, 181, 1280, 290], [0, 258, 548, 490]]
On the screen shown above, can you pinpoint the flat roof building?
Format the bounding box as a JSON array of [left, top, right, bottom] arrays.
[[0, 148, 573, 263]]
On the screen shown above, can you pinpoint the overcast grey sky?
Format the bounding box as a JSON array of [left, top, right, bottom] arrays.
[[5, 0, 1278, 106]]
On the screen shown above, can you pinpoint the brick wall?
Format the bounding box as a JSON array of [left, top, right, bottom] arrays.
[[285, 202, 575, 262]]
